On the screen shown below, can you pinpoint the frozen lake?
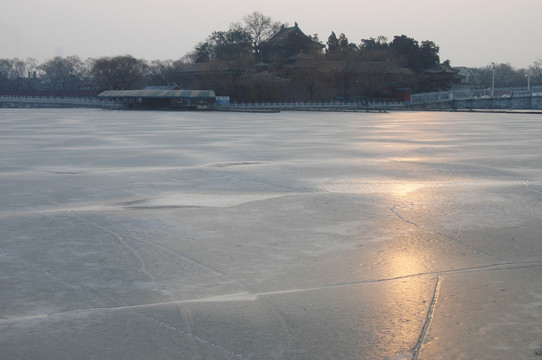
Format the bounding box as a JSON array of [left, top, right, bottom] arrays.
[[1, 108, 542, 359]]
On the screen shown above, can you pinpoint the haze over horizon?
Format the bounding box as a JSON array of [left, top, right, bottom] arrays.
[[1, 0, 541, 69]]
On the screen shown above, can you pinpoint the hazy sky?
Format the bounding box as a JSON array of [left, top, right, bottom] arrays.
[[2, 0, 541, 68]]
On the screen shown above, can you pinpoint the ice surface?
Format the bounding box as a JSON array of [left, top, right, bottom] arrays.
[[1, 108, 542, 359]]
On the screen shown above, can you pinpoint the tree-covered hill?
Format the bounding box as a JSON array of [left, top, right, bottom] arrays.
[[1, 12, 540, 102]]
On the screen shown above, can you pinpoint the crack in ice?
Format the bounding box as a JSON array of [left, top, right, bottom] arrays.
[[3, 260, 541, 325], [390, 205, 502, 261], [411, 275, 441, 359]]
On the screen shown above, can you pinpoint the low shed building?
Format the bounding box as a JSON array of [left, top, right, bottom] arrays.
[[97, 89, 216, 110]]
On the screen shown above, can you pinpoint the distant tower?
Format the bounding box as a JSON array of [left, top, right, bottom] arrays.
[[55, 47, 63, 58]]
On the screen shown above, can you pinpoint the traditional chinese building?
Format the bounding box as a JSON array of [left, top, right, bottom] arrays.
[[258, 23, 324, 63]]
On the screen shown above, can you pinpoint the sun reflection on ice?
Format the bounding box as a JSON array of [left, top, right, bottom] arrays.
[[318, 178, 429, 196], [386, 252, 428, 278], [390, 182, 427, 197]]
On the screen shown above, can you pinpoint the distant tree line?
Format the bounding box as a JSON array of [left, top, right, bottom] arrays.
[[462, 62, 540, 89], [1, 11, 541, 101]]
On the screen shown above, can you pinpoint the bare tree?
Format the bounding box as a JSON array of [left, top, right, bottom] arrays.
[[25, 57, 40, 78], [0, 59, 13, 90], [39, 56, 88, 90], [11, 58, 26, 78], [239, 11, 282, 52], [529, 59, 542, 84], [166, 59, 190, 86], [91, 55, 148, 90], [39, 57, 72, 90], [289, 53, 330, 101], [0, 59, 13, 78], [147, 59, 174, 85]]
